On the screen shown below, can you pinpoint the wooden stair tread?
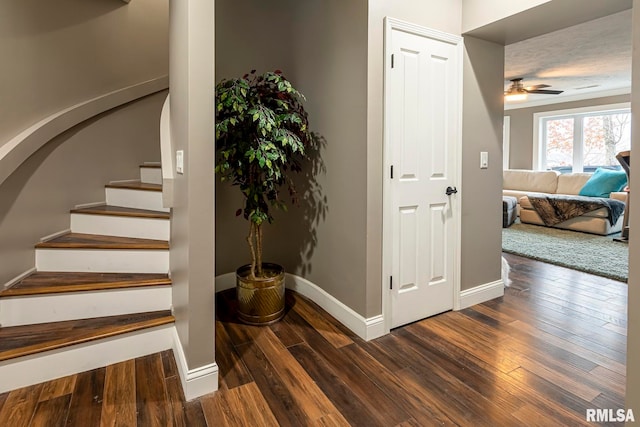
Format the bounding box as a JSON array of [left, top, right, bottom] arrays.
[[0, 311, 174, 362], [105, 181, 162, 192], [35, 233, 169, 250], [0, 272, 171, 297], [70, 204, 169, 219]]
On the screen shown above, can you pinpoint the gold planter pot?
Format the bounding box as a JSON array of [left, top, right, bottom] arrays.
[[236, 263, 285, 325]]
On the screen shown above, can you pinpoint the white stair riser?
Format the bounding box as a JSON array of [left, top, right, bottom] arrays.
[[106, 188, 168, 212], [0, 286, 172, 327], [140, 167, 163, 185], [71, 214, 170, 240], [0, 325, 174, 394], [36, 249, 169, 273]]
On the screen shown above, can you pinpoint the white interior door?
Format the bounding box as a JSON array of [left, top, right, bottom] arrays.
[[385, 20, 461, 329]]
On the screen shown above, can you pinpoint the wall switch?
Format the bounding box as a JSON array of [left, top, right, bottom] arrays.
[[480, 151, 488, 169], [176, 150, 184, 174]]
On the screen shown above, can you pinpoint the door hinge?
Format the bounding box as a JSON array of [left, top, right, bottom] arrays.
[[390, 276, 393, 290], [391, 54, 395, 69], [390, 165, 394, 179]]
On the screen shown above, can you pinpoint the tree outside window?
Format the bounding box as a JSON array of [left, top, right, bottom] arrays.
[[541, 108, 630, 173]]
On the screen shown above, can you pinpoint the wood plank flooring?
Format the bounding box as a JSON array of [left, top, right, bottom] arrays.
[[0, 254, 627, 426]]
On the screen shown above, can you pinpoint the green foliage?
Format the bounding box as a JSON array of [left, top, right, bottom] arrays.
[[215, 70, 313, 226], [216, 70, 312, 232], [215, 70, 317, 277]]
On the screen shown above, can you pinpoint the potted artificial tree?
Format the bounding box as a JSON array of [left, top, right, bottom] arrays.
[[215, 70, 314, 325]]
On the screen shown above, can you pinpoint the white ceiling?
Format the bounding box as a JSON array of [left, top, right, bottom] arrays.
[[504, 9, 632, 109]]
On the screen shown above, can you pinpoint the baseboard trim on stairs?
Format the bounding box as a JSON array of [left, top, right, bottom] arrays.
[[171, 329, 218, 401], [2, 268, 35, 290], [0, 323, 174, 394], [39, 229, 71, 243], [73, 201, 107, 210], [215, 272, 385, 342], [458, 279, 505, 310]]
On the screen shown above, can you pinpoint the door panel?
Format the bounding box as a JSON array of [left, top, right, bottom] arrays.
[[388, 27, 460, 328]]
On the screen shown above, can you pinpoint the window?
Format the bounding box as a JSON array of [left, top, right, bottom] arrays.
[[534, 104, 631, 173]]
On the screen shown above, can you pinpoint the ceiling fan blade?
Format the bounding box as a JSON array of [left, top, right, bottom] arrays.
[[525, 84, 550, 90], [526, 89, 564, 95]]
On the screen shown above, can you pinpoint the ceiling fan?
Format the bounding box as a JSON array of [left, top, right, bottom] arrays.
[[504, 78, 563, 100]]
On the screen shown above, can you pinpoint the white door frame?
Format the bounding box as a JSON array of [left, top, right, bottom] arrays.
[[382, 17, 463, 334]]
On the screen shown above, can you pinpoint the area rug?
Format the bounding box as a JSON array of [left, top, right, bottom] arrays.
[[502, 221, 628, 282]]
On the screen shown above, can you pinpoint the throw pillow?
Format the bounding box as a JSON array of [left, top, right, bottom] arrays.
[[578, 167, 628, 198]]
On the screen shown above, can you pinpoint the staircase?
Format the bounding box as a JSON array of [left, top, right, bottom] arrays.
[[0, 163, 175, 394]]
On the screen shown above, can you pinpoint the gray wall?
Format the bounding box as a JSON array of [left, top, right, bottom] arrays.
[[506, 94, 631, 169], [461, 37, 505, 291], [214, 0, 370, 315], [0, 92, 166, 285], [214, 0, 296, 282], [287, 0, 369, 315], [0, 0, 169, 147]]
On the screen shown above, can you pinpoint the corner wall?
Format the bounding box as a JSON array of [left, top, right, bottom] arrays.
[[214, 0, 371, 316], [460, 36, 505, 291], [169, 0, 216, 386], [214, 0, 296, 281]]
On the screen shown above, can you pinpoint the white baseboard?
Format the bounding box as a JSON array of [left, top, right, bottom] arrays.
[[214, 271, 384, 341], [0, 324, 174, 394], [171, 329, 218, 401], [2, 268, 36, 290], [73, 201, 107, 209], [39, 228, 71, 243], [458, 280, 505, 310], [215, 272, 236, 292]]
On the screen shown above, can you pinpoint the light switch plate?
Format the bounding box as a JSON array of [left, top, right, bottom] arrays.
[[176, 150, 184, 174], [480, 151, 488, 169]]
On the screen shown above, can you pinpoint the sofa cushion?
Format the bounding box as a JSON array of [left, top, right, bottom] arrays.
[[556, 173, 592, 195], [578, 167, 628, 198], [503, 169, 559, 194]]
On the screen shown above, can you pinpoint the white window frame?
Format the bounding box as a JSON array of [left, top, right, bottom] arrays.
[[533, 102, 631, 172]]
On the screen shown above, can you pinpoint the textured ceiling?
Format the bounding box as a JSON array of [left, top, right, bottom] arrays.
[[504, 9, 632, 108]]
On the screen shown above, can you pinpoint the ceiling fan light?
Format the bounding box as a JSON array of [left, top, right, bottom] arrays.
[[505, 92, 528, 101]]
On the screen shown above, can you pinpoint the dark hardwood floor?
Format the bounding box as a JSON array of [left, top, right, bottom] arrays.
[[0, 253, 627, 426]]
